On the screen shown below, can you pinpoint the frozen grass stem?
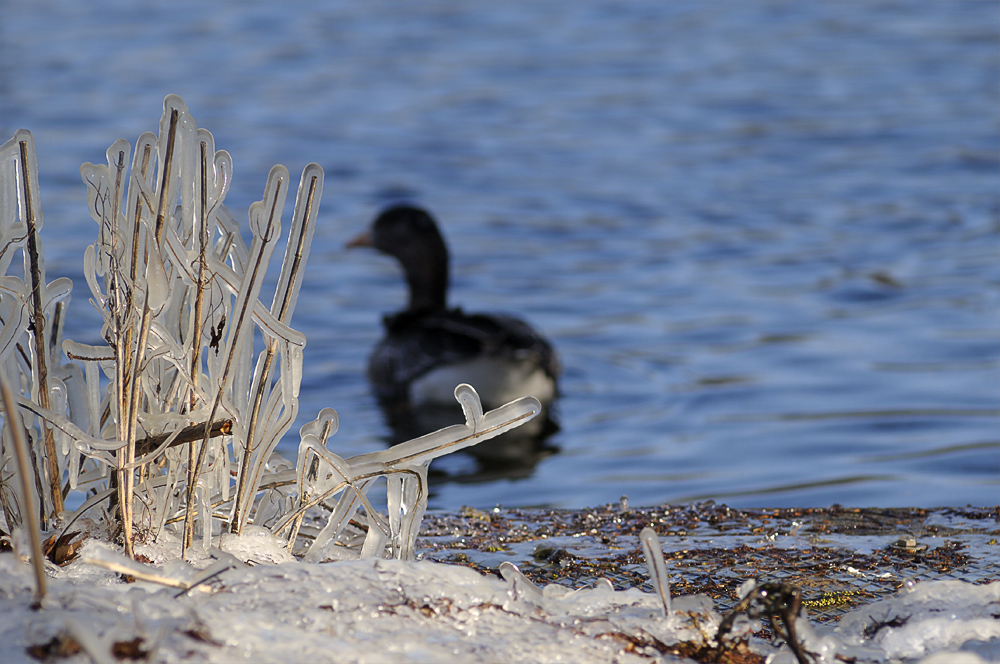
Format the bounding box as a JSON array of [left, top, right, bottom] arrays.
[[640, 526, 672, 617], [1, 95, 541, 567]]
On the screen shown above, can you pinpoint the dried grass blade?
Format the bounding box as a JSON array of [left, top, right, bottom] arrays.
[[0, 369, 47, 607], [18, 137, 63, 517]]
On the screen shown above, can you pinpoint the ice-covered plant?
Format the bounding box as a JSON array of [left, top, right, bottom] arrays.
[[0, 129, 77, 529], [63, 95, 323, 558], [0, 95, 540, 564]]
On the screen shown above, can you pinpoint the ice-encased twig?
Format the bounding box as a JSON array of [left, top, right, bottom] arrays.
[[232, 163, 322, 536], [81, 543, 212, 592], [0, 369, 47, 607], [0, 130, 77, 525], [183, 162, 288, 552], [185, 128, 231, 552], [348, 384, 541, 469], [286, 384, 542, 561], [122, 103, 188, 558], [2, 103, 277, 554], [4, 95, 555, 570], [73, 95, 320, 557], [499, 561, 545, 604], [640, 526, 672, 617], [17, 135, 65, 518]]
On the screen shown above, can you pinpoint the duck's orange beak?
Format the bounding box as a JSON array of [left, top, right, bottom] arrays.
[[345, 230, 372, 249]]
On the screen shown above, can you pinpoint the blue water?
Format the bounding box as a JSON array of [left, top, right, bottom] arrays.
[[2, 0, 997, 509]]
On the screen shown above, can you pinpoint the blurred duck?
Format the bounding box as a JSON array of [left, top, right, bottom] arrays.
[[347, 205, 559, 413]]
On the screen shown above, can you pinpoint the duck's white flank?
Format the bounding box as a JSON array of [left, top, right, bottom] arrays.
[[410, 356, 556, 408]]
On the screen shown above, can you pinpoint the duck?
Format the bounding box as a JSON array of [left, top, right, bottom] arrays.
[[347, 205, 559, 414]]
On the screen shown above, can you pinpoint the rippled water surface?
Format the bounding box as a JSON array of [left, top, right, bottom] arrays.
[[2, 0, 997, 509]]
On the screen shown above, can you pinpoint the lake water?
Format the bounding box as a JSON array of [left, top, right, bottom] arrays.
[[2, 0, 997, 510]]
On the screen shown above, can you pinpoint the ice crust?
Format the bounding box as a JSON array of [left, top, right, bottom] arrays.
[[827, 580, 1000, 663], [0, 546, 689, 664], [2, 536, 998, 664]]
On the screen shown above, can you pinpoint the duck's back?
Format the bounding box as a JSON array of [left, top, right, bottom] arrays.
[[369, 308, 559, 409]]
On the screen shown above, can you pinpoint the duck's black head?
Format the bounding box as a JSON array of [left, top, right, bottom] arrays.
[[350, 205, 450, 312]]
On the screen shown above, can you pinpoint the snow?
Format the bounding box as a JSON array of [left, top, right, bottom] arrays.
[[2, 530, 998, 664]]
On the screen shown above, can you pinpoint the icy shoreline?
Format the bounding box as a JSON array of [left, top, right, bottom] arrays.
[[3, 507, 998, 664]]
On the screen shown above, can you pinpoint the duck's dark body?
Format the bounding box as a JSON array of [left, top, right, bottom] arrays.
[[349, 205, 559, 411], [370, 307, 559, 408]]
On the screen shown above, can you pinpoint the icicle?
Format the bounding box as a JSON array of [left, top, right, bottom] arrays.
[[640, 526, 672, 617], [196, 480, 211, 553], [144, 231, 170, 312], [396, 465, 428, 560], [269, 163, 323, 322], [500, 561, 544, 604], [0, 280, 31, 361], [302, 479, 374, 563], [359, 514, 388, 559], [387, 474, 404, 556]]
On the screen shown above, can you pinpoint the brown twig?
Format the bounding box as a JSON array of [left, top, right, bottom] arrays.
[[232, 170, 319, 535], [20, 139, 63, 518], [184, 139, 211, 548], [0, 371, 47, 607], [134, 418, 232, 457], [121, 108, 180, 559], [106, 146, 128, 436], [121, 142, 153, 417], [183, 168, 284, 554]]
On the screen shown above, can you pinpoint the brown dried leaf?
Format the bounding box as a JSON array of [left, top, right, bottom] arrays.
[[43, 530, 87, 566], [111, 637, 148, 661], [26, 633, 82, 660]]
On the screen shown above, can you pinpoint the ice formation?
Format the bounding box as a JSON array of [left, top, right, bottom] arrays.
[[1, 529, 997, 663], [1, 96, 996, 664], [1, 95, 540, 568]]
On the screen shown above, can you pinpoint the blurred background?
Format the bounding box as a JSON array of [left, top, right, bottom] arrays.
[[1, 0, 997, 509]]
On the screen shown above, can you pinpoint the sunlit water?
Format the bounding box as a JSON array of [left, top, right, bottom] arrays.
[[2, 0, 997, 509]]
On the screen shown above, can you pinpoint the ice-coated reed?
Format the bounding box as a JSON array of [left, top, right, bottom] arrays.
[[0, 95, 541, 564], [640, 526, 672, 617]]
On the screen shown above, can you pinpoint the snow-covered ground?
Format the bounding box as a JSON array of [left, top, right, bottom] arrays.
[[2, 526, 997, 664]]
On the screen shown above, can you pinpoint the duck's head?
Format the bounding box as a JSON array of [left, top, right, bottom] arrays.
[[348, 205, 450, 312]]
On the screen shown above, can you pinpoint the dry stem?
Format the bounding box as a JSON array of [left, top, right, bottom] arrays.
[[183, 171, 284, 554], [184, 139, 212, 549], [231, 171, 319, 535], [134, 418, 232, 457], [0, 371, 47, 607], [19, 140, 64, 519], [120, 108, 180, 558]]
